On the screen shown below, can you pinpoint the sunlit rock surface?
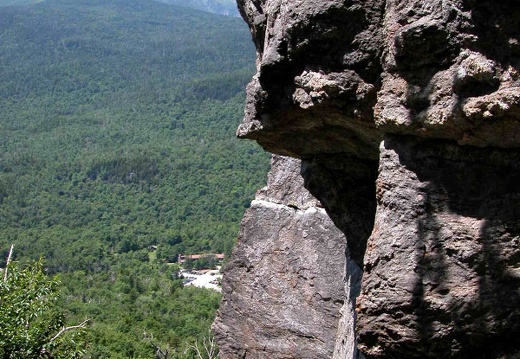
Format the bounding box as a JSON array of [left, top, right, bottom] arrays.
[[213, 156, 361, 359]]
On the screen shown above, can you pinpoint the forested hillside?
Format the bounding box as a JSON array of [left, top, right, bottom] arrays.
[[156, 0, 239, 16], [0, 0, 268, 356]]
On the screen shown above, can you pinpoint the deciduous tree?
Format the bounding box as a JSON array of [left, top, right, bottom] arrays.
[[0, 246, 88, 359]]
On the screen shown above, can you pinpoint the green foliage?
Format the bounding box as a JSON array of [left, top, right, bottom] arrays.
[[0, 0, 268, 356], [0, 259, 88, 359], [0, 0, 268, 273], [60, 261, 222, 358]]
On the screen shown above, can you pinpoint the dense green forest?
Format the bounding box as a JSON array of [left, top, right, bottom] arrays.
[[0, 0, 268, 357]]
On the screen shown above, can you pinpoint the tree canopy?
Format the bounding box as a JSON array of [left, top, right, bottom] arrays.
[[0, 250, 88, 359], [0, 0, 268, 356]]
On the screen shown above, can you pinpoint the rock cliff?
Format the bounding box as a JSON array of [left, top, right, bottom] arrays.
[[214, 0, 520, 358], [213, 156, 361, 358]]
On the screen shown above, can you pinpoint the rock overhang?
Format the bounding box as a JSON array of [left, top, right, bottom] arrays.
[[216, 0, 520, 357]]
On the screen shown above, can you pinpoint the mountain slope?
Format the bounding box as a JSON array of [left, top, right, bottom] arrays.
[[0, 0, 266, 268], [0, 0, 267, 356], [155, 0, 239, 16]]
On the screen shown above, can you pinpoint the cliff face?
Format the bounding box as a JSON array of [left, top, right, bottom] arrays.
[[214, 0, 520, 358], [358, 138, 520, 358], [213, 156, 360, 359]]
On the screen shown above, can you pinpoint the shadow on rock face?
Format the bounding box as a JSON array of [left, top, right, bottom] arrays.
[[375, 0, 520, 149], [223, 0, 520, 357], [358, 136, 520, 358], [236, 0, 386, 160], [301, 155, 378, 267]]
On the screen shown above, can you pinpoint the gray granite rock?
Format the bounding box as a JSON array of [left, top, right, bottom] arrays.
[[358, 136, 520, 358], [214, 0, 520, 357], [213, 156, 360, 359]]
